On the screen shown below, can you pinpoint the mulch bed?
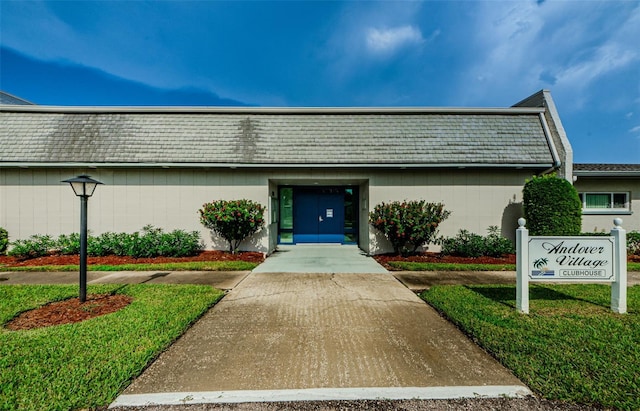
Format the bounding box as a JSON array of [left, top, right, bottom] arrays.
[[0, 250, 264, 267], [5, 294, 133, 331]]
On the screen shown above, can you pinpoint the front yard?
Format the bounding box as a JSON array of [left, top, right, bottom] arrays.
[[0, 284, 224, 410], [422, 284, 640, 410]]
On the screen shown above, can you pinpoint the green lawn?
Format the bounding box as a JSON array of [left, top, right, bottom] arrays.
[[389, 261, 516, 271], [0, 284, 224, 410], [0, 260, 258, 272], [421, 284, 640, 410], [390, 261, 640, 272]]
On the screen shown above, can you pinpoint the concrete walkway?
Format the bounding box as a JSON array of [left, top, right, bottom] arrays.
[[252, 244, 388, 274], [111, 246, 529, 407]]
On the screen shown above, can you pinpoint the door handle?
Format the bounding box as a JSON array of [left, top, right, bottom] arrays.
[[319, 216, 323, 222]]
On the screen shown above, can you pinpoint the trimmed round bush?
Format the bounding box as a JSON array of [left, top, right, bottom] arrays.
[[523, 174, 581, 236], [369, 200, 451, 255], [0, 227, 8, 255], [199, 199, 265, 254]]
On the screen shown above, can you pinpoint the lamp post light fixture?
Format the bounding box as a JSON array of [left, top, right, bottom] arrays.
[[62, 175, 103, 302]]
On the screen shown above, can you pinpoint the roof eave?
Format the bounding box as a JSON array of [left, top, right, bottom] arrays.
[[574, 171, 640, 178], [0, 105, 546, 115], [0, 162, 555, 169]]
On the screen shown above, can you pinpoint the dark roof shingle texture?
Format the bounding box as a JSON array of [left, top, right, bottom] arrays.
[[0, 110, 554, 166]]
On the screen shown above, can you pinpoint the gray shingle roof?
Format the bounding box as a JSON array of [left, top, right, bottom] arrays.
[[574, 163, 640, 176], [0, 107, 555, 167]]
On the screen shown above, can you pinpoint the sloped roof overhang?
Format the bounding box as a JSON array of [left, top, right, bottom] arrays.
[[0, 104, 556, 170]]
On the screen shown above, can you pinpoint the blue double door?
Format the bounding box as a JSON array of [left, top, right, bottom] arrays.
[[293, 188, 345, 243]]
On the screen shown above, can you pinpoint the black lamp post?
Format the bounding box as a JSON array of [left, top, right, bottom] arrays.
[[62, 175, 103, 302]]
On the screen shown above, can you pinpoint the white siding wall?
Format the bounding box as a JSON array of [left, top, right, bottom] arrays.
[[0, 168, 271, 253], [368, 169, 532, 254], [1, 167, 536, 255]]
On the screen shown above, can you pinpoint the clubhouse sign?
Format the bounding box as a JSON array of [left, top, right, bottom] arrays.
[[516, 218, 627, 314], [528, 237, 614, 282]]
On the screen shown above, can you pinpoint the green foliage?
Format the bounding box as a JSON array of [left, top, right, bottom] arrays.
[[369, 200, 451, 255], [7, 226, 202, 259], [440, 226, 514, 257], [522, 174, 581, 236], [0, 227, 8, 255], [8, 235, 55, 259], [199, 199, 266, 254], [56, 233, 81, 255], [115, 225, 203, 258], [88, 232, 132, 256], [627, 231, 640, 255], [422, 284, 640, 410], [0, 284, 224, 410]]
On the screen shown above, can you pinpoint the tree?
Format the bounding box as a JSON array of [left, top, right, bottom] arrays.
[[199, 199, 265, 254], [369, 200, 451, 255], [522, 174, 581, 236]]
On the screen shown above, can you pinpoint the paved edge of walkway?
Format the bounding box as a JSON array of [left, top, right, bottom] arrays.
[[109, 385, 533, 408]]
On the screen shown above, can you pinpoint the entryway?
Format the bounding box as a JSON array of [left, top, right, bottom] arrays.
[[278, 186, 358, 245], [252, 244, 387, 274]]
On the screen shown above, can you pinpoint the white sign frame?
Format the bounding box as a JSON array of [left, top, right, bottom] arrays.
[[528, 236, 614, 282], [516, 218, 627, 314]]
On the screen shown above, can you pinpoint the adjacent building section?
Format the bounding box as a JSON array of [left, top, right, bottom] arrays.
[[574, 164, 640, 233]]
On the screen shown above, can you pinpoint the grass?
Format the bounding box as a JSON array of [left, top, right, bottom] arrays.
[[421, 284, 640, 410], [0, 260, 258, 272], [0, 284, 224, 410], [389, 261, 515, 271], [391, 260, 640, 272]]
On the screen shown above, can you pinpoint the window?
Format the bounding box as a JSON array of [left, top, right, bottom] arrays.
[[279, 187, 294, 243], [579, 192, 630, 212]]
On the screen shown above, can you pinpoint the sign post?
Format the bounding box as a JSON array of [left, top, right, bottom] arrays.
[[516, 218, 627, 314], [611, 218, 627, 313], [516, 218, 529, 313]]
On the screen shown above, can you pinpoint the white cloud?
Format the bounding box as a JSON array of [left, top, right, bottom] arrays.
[[630, 125, 640, 134], [452, 1, 640, 107], [366, 25, 424, 55]]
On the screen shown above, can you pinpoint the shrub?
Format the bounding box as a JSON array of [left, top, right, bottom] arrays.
[[0, 227, 8, 255], [89, 232, 133, 256], [87, 227, 202, 258], [369, 200, 451, 255], [628, 231, 640, 256], [7, 227, 203, 259], [56, 233, 81, 255], [440, 226, 514, 258], [522, 174, 581, 236], [199, 199, 266, 254], [8, 235, 56, 259], [440, 230, 485, 258], [126, 225, 202, 258]]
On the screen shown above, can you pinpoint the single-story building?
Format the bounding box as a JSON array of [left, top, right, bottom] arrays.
[[574, 163, 639, 233], [0, 90, 579, 254]]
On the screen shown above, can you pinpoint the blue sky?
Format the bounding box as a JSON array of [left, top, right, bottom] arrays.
[[1, 0, 639, 164]]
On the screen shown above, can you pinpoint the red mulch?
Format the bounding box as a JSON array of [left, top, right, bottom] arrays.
[[0, 250, 264, 267], [5, 294, 133, 331]]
